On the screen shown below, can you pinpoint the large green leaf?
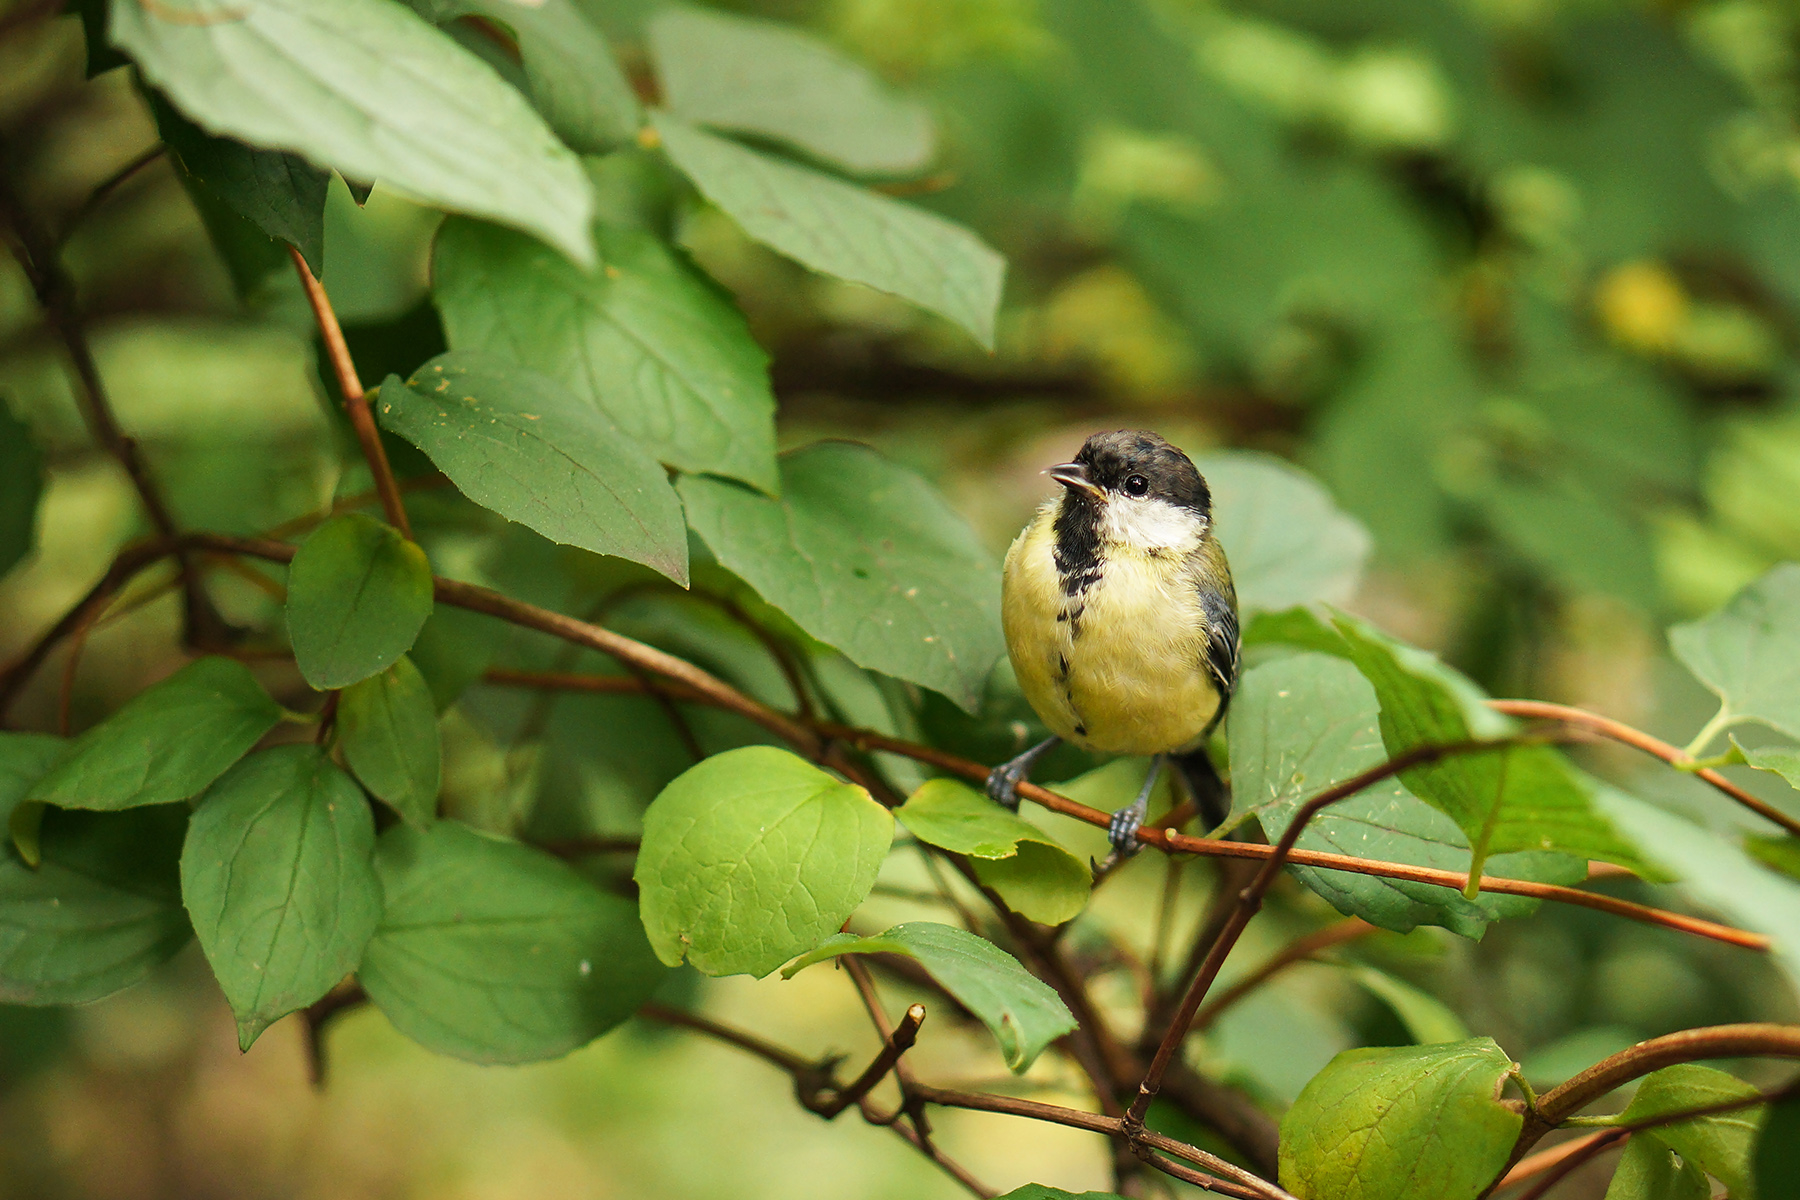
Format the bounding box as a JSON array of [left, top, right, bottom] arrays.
[[407, 0, 639, 153], [0, 399, 44, 579], [0, 802, 191, 1005], [636, 747, 892, 978], [651, 114, 1004, 348], [433, 217, 777, 493], [1229, 652, 1584, 937], [784, 921, 1076, 1072], [679, 441, 1003, 711], [338, 657, 441, 827], [1606, 1136, 1710, 1200], [377, 352, 687, 583], [286, 513, 434, 691], [111, 0, 595, 266], [897, 779, 1090, 925], [1278, 1038, 1522, 1200], [360, 820, 665, 1064], [1619, 1065, 1765, 1198], [1197, 453, 1371, 614], [181, 746, 381, 1049], [647, 7, 934, 176], [1670, 564, 1800, 746], [26, 658, 282, 812]]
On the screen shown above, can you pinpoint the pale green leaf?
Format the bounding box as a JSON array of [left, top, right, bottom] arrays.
[[635, 747, 892, 978], [652, 114, 1004, 348], [783, 921, 1076, 1072], [361, 820, 665, 1063], [1740, 739, 1800, 792], [286, 513, 434, 691], [26, 657, 282, 812], [110, 0, 595, 265], [1279, 1038, 1522, 1200], [1620, 1065, 1765, 1198], [649, 6, 934, 176], [1198, 452, 1371, 614], [1606, 1136, 1710, 1200], [181, 746, 381, 1049], [1670, 563, 1800, 743], [377, 352, 688, 583], [679, 441, 1003, 710], [1349, 964, 1471, 1045], [433, 217, 777, 492], [971, 842, 1091, 926], [337, 657, 441, 827], [897, 779, 1089, 925]]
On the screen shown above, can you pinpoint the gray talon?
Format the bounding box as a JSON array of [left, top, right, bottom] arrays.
[[985, 736, 1060, 815], [1107, 806, 1143, 857]]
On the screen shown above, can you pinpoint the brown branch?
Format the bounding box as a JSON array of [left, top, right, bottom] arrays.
[[301, 980, 368, 1086], [1191, 917, 1377, 1033], [288, 248, 412, 539], [1491, 699, 1800, 839], [813, 1003, 926, 1119], [1495, 1131, 1616, 1192]]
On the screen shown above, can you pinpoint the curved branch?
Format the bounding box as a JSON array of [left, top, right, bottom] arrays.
[[1535, 1023, 1800, 1125]]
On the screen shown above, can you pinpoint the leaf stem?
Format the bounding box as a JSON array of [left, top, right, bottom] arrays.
[[1683, 703, 1736, 761]]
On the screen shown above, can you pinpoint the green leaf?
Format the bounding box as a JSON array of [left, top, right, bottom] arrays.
[[110, 0, 595, 266], [407, 0, 639, 153], [0, 734, 68, 867], [433, 217, 777, 493], [408, 605, 500, 712], [286, 513, 434, 691], [1229, 652, 1584, 937], [360, 819, 665, 1063], [1670, 564, 1800, 744], [995, 1189, 1127, 1200], [1741, 740, 1800, 792], [1606, 1136, 1711, 1200], [378, 353, 688, 584], [151, 95, 326, 272], [1620, 1065, 1765, 1198], [783, 921, 1076, 1072], [181, 746, 381, 1049], [337, 657, 441, 827], [1595, 787, 1800, 996], [897, 780, 1089, 925], [1197, 452, 1371, 614], [1278, 1038, 1522, 1200], [26, 657, 282, 812], [635, 747, 892, 978], [647, 7, 934, 176], [1349, 964, 1471, 1045], [1754, 1093, 1800, 1199], [679, 441, 1003, 711], [651, 114, 1004, 348], [0, 399, 44, 579], [0, 803, 191, 1005], [1746, 834, 1800, 882]]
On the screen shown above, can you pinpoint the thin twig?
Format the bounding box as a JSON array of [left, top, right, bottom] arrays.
[[58, 146, 166, 244], [1191, 918, 1377, 1033], [813, 1004, 926, 1119], [1495, 1131, 1615, 1192], [1491, 699, 1800, 839], [288, 248, 413, 539]]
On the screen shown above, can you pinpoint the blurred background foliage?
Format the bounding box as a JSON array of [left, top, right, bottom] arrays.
[[4, 0, 1800, 1196]]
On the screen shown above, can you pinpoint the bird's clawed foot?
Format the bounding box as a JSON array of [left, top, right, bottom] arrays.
[[985, 736, 1060, 813], [1102, 755, 1165, 864]]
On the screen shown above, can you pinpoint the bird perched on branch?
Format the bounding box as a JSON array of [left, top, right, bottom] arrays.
[[986, 431, 1240, 860]]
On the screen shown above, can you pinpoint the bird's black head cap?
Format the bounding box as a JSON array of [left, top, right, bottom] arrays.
[[1074, 431, 1211, 515]]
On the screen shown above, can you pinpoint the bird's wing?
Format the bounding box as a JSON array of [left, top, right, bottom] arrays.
[[1200, 586, 1240, 701]]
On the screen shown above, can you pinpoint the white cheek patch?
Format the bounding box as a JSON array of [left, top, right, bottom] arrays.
[[1101, 496, 1205, 554]]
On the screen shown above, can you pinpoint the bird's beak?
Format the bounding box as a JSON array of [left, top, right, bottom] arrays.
[[1046, 461, 1104, 500]]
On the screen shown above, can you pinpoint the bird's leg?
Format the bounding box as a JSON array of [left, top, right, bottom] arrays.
[[985, 736, 1060, 812], [1106, 755, 1164, 858]]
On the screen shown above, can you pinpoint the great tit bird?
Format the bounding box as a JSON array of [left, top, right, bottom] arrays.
[[986, 431, 1240, 859]]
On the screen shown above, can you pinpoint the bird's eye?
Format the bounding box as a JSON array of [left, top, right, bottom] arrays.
[[1124, 474, 1149, 496]]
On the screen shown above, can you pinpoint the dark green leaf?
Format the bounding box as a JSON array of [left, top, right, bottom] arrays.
[[0, 804, 190, 1005], [1278, 1038, 1522, 1200], [1606, 1136, 1710, 1200], [378, 353, 688, 584], [0, 399, 44, 579], [0, 733, 68, 868], [408, 0, 639, 153], [1230, 650, 1586, 936], [1349, 965, 1472, 1045], [337, 657, 441, 826], [897, 779, 1089, 925], [1620, 1065, 1765, 1197], [26, 657, 282, 812], [651, 114, 1004, 348], [433, 217, 777, 493], [1198, 452, 1370, 614], [286, 513, 434, 691], [151, 96, 326, 272], [360, 819, 665, 1064], [679, 441, 1003, 710], [408, 605, 501, 712], [783, 921, 1076, 1072], [111, 0, 595, 265], [181, 746, 381, 1049], [635, 747, 892, 978], [1670, 564, 1800, 745], [1755, 1093, 1800, 1199], [648, 6, 934, 176]]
